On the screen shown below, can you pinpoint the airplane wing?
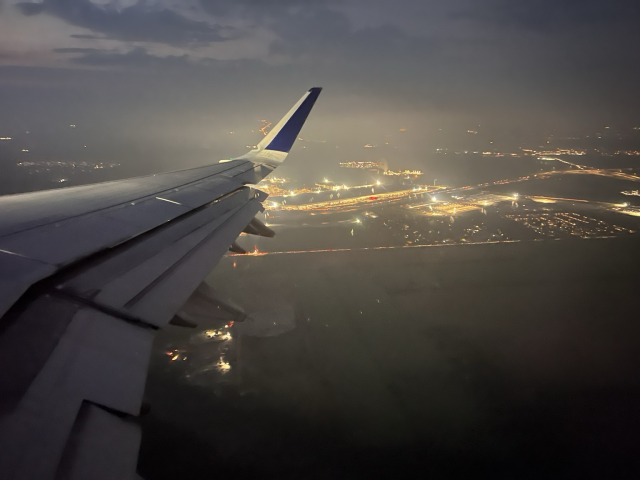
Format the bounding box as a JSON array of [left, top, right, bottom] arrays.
[[0, 87, 322, 480]]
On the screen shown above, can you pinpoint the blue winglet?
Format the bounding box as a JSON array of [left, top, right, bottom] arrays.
[[265, 87, 322, 153]]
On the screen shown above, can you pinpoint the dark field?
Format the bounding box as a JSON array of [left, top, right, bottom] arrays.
[[489, 174, 640, 205], [139, 236, 640, 479]]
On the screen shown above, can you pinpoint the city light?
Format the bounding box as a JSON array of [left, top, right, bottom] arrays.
[[216, 358, 231, 373], [275, 186, 440, 212]]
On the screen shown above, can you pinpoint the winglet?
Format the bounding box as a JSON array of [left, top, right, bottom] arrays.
[[238, 87, 322, 167]]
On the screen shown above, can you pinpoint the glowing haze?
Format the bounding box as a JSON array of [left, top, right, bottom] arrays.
[[0, 0, 639, 179]]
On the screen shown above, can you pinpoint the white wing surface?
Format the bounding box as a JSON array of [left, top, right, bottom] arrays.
[[0, 87, 322, 480]]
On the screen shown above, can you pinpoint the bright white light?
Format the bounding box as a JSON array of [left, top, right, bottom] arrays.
[[217, 359, 231, 373], [376, 180, 381, 185], [156, 197, 182, 205]]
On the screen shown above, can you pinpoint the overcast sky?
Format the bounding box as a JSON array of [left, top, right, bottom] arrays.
[[1, 0, 639, 174]]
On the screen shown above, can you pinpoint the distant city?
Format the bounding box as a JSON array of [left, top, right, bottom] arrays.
[[244, 164, 639, 255], [2, 119, 640, 254]]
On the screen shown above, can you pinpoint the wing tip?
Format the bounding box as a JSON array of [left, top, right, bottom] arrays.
[[237, 87, 323, 165], [308, 87, 322, 99], [262, 87, 322, 153]]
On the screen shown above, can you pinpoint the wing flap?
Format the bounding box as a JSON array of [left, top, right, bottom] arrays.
[[0, 251, 56, 318], [82, 204, 247, 318], [61, 197, 262, 327], [0, 307, 153, 479], [56, 402, 141, 480], [124, 199, 263, 326], [59, 189, 252, 297]]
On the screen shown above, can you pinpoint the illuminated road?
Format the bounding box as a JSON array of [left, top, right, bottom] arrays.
[[563, 169, 640, 182], [431, 167, 640, 199], [231, 239, 525, 256], [274, 186, 442, 211]]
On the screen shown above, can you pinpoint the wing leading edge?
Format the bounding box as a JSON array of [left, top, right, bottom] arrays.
[[0, 88, 322, 480]]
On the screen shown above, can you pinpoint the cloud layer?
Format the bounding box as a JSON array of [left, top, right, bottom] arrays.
[[1, 0, 639, 172]]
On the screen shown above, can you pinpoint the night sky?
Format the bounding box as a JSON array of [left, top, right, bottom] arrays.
[[1, 1, 640, 176]]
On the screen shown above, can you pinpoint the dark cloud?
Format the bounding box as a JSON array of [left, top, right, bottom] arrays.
[[53, 47, 102, 53], [69, 34, 102, 40], [35, 1, 640, 123], [2, 0, 640, 168], [14, 2, 45, 16], [452, 0, 640, 32], [200, 0, 333, 16], [17, 0, 237, 46], [60, 46, 193, 69], [222, 0, 640, 119]]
